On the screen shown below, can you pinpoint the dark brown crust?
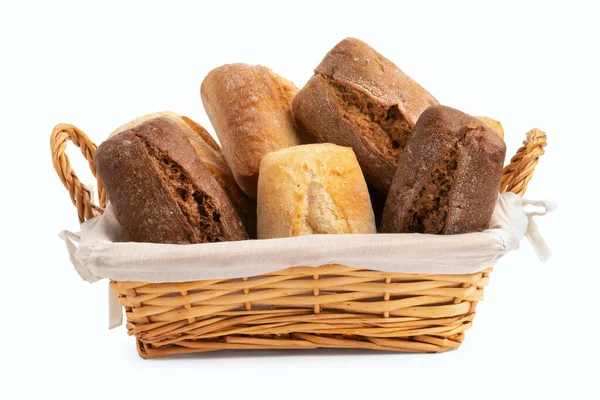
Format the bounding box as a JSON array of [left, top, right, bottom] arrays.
[[368, 185, 387, 229], [381, 105, 506, 235], [292, 38, 438, 192], [94, 117, 248, 244], [204, 164, 257, 239]]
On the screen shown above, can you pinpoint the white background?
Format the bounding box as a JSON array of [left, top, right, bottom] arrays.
[[1, 0, 598, 399]]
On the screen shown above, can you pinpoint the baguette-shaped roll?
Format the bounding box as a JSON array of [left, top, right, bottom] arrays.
[[381, 105, 506, 235], [257, 143, 376, 239], [110, 111, 256, 237], [293, 38, 439, 192], [95, 117, 248, 244], [201, 64, 303, 199]]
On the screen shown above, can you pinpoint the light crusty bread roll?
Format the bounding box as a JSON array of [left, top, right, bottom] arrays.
[[201, 64, 304, 199], [257, 143, 376, 239], [96, 117, 248, 244], [293, 38, 439, 192], [110, 111, 256, 237]]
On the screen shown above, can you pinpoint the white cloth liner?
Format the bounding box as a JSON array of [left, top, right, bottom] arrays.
[[59, 192, 554, 328]]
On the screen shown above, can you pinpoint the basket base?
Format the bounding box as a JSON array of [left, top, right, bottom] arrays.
[[136, 330, 468, 359], [112, 264, 490, 359]]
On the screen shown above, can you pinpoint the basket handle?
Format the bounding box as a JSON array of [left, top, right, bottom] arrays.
[[501, 128, 547, 197], [50, 124, 107, 224]]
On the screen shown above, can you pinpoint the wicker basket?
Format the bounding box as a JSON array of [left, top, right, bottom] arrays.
[[51, 124, 547, 359]]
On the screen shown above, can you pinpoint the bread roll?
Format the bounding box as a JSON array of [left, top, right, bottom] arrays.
[[257, 143, 376, 239], [110, 111, 256, 237], [381, 105, 506, 235], [201, 64, 304, 199], [96, 117, 248, 244], [476, 116, 505, 139], [292, 38, 439, 192]]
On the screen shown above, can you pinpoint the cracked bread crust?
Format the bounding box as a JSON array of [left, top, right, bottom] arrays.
[[95, 117, 248, 244], [381, 105, 506, 235], [109, 111, 257, 238], [257, 143, 376, 239], [292, 37, 438, 192]]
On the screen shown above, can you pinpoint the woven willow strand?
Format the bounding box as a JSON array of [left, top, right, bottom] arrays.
[[501, 128, 547, 196], [51, 123, 547, 358], [50, 124, 106, 223]]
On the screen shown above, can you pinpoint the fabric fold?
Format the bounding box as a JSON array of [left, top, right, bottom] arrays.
[[59, 192, 552, 284]]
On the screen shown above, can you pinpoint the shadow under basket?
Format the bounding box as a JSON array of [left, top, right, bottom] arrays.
[[51, 124, 547, 359]]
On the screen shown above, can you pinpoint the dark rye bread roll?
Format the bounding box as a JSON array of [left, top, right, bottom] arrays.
[[292, 37, 439, 192], [109, 111, 257, 238], [381, 105, 507, 235], [94, 117, 248, 244]]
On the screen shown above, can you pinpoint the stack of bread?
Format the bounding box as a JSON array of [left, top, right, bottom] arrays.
[[94, 38, 507, 245]]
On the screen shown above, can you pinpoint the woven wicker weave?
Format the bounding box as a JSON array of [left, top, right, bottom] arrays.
[[51, 124, 546, 358]]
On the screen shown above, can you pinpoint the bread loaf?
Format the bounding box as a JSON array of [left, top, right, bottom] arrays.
[[201, 64, 304, 199], [381, 105, 506, 235], [110, 111, 256, 237], [257, 143, 376, 239], [95, 117, 248, 244], [476, 116, 505, 139], [292, 38, 439, 192]]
